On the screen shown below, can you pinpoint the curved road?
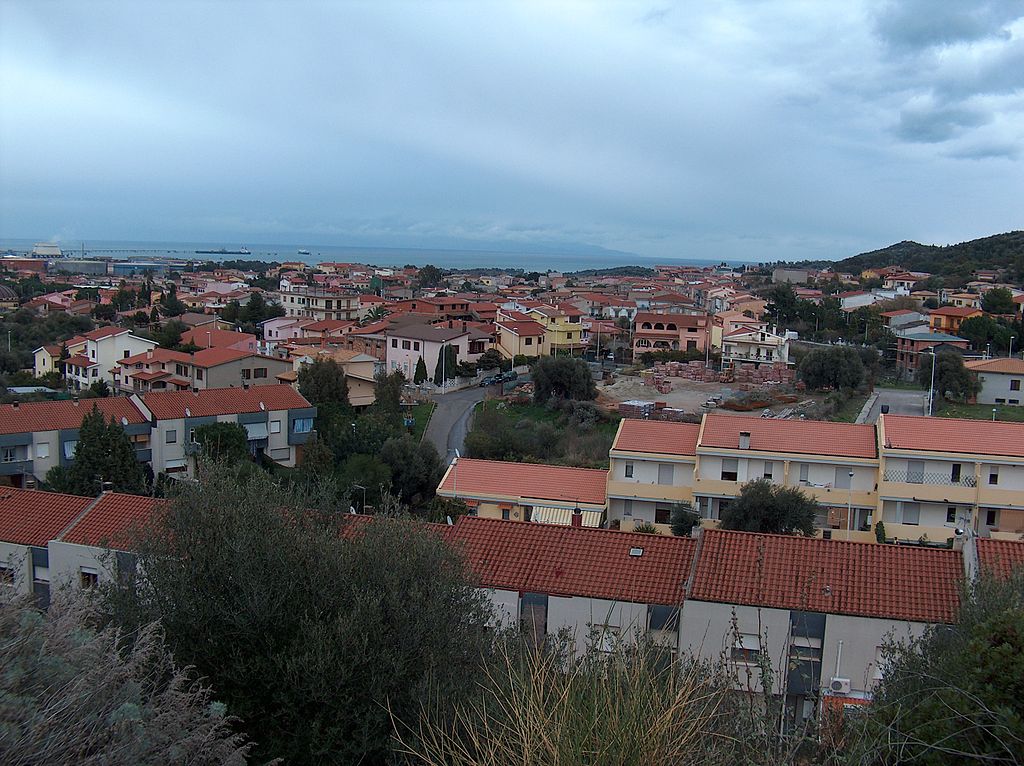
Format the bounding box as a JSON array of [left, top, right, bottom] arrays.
[[423, 386, 488, 461]]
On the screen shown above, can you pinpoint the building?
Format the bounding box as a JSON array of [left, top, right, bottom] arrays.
[[928, 306, 982, 335], [771, 268, 810, 284], [526, 304, 587, 355], [964, 358, 1024, 406], [894, 331, 969, 374], [721, 326, 791, 367], [493, 314, 547, 359], [632, 312, 709, 360], [279, 348, 379, 407], [385, 322, 488, 381], [34, 327, 158, 390], [436, 458, 607, 526], [117, 348, 292, 393], [139, 385, 316, 477], [276, 284, 360, 321]]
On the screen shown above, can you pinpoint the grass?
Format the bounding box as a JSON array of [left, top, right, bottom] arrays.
[[408, 402, 436, 441], [828, 392, 871, 423], [935, 401, 1024, 422], [876, 378, 925, 391]]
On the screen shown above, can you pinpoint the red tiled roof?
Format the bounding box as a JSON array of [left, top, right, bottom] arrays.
[[689, 529, 962, 623], [141, 384, 311, 419], [0, 487, 92, 547], [83, 326, 130, 341], [0, 397, 148, 435], [181, 327, 257, 349], [119, 348, 192, 366], [930, 306, 980, 317], [131, 369, 173, 382], [883, 415, 1024, 458], [977, 539, 1024, 577], [60, 493, 165, 549], [302, 319, 355, 333], [964, 358, 1024, 375], [437, 458, 606, 506], [700, 413, 877, 459], [613, 420, 699, 456], [496, 320, 546, 336], [63, 355, 96, 369], [447, 516, 696, 605], [190, 347, 256, 367]]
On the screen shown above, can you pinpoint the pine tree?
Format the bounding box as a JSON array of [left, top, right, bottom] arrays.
[[50, 406, 147, 496], [414, 356, 428, 384]]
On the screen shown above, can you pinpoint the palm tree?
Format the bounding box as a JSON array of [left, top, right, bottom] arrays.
[[362, 305, 390, 325]]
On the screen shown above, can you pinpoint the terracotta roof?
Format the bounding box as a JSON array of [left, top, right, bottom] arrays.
[[882, 415, 1024, 458], [700, 413, 877, 459], [189, 347, 255, 367], [689, 529, 962, 623], [60, 492, 166, 549], [141, 384, 311, 419], [930, 306, 980, 317], [83, 326, 130, 341], [0, 397, 148, 435], [496, 320, 546, 336], [613, 420, 700, 456], [964, 358, 1024, 375], [977, 539, 1024, 577], [63, 355, 96, 369], [447, 516, 696, 605], [437, 458, 606, 506], [119, 348, 192, 366], [0, 487, 92, 547], [181, 327, 256, 349], [302, 319, 355, 333]]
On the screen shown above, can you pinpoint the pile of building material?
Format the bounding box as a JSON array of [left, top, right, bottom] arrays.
[[618, 400, 656, 418], [731, 362, 796, 388], [647, 360, 722, 383], [618, 400, 698, 423]]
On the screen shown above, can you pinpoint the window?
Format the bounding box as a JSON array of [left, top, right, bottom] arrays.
[[195, 368, 203, 380], [1, 447, 16, 463], [123, 350, 131, 358], [906, 460, 924, 484], [834, 467, 851, 489], [566, 332, 573, 340], [951, 463, 962, 483], [166, 429, 177, 444], [996, 398, 1006, 404], [391, 339, 398, 348], [293, 417, 313, 434], [622, 499, 633, 517], [0, 565, 14, 586], [501, 509, 510, 520], [188, 428, 196, 443], [241, 369, 251, 380], [254, 367, 267, 379], [79, 568, 99, 589], [799, 463, 809, 483], [648, 605, 679, 632], [63, 440, 77, 459], [520, 592, 548, 649], [624, 462, 634, 478], [986, 509, 999, 527], [989, 466, 999, 485], [270, 420, 281, 434], [91, 368, 98, 378], [657, 463, 674, 485], [525, 337, 533, 346], [413, 341, 420, 351], [1011, 379, 1021, 391], [655, 506, 671, 525], [731, 633, 761, 663], [36, 443, 49, 459], [946, 506, 957, 524], [902, 502, 920, 525], [721, 458, 738, 482], [402, 340, 411, 350]]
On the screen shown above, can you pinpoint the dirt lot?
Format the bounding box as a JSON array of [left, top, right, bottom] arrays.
[[597, 375, 740, 414]]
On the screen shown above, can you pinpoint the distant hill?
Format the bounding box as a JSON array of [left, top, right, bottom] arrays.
[[835, 231, 1024, 283]]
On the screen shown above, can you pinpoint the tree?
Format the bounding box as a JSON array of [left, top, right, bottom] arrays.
[[159, 283, 187, 317], [379, 436, 443, 504], [916, 349, 979, 402], [853, 568, 1024, 765], [432, 344, 458, 385], [981, 286, 1016, 315], [154, 319, 187, 350], [373, 369, 405, 413], [476, 348, 503, 370], [417, 264, 443, 287], [958, 314, 1015, 354], [298, 358, 350, 407], [797, 346, 865, 391], [47, 406, 146, 496], [103, 467, 493, 764], [413, 356, 429, 384], [337, 453, 393, 508], [669, 502, 700, 537], [532, 356, 597, 403], [88, 379, 110, 397], [194, 422, 250, 464], [362, 305, 390, 325], [91, 303, 117, 321], [0, 593, 250, 765], [719, 479, 818, 536]]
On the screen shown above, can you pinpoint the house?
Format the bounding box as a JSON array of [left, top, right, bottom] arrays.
[[928, 306, 982, 335], [494, 313, 547, 359], [436, 458, 607, 526], [632, 312, 709, 360], [139, 385, 316, 477], [525, 304, 587, 355], [894, 331, 970, 374], [180, 327, 258, 352], [721, 326, 791, 367], [280, 348, 379, 407], [879, 309, 928, 331], [385, 321, 487, 381], [949, 292, 982, 310], [35, 326, 158, 390], [964, 358, 1024, 406], [259, 316, 315, 351], [389, 297, 473, 322], [275, 284, 360, 321], [118, 348, 293, 392]]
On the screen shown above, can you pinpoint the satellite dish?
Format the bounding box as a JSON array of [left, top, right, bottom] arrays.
[[120, 416, 128, 426], [185, 407, 191, 417]]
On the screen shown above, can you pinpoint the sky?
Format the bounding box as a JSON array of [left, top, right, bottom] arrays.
[[1, 0, 1022, 263]]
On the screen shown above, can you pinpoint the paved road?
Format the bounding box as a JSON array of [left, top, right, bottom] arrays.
[[864, 387, 928, 423], [423, 386, 488, 461]]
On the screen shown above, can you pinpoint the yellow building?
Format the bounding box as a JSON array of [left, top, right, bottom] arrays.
[[526, 304, 587, 355]]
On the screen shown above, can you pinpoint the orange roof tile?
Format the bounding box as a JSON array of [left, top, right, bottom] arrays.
[[181, 327, 256, 349], [447, 516, 696, 605], [977, 539, 1024, 577], [690, 529, 962, 623], [141, 384, 311, 419], [60, 492, 165, 549], [700, 413, 877, 459], [189, 347, 255, 367], [964, 358, 1024, 375], [119, 348, 192, 366], [0, 487, 92, 547], [0, 397, 148, 435], [882, 415, 1024, 458], [437, 458, 606, 506], [613, 420, 699, 456], [496, 320, 546, 336]]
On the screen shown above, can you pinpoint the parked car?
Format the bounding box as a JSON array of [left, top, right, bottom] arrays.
[[479, 376, 499, 387]]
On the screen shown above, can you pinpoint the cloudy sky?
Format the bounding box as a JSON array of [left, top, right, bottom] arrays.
[[1, 0, 1022, 262]]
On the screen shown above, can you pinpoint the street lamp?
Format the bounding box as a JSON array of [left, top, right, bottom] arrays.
[[927, 349, 937, 417], [1010, 336, 1017, 359], [992, 408, 998, 421], [847, 470, 855, 533], [352, 483, 366, 511], [452, 449, 460, 501]]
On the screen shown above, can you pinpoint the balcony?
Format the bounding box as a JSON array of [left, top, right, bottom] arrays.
[[696, 477, 875, 508], [883, 469, 976, 487], [607, 480, 694, 504], [0, 459, 32, 476], [881, 469, 977, 504]]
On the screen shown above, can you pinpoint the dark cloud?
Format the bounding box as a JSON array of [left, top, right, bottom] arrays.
[[873, 0, 1022, 51], [896, 104, 991, 143]]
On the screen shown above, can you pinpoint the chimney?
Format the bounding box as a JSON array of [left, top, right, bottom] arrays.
[[571, 507, 583, 527], [72, 396, 79, 406], [147, 349, 153, 359], [12, 400, 18, 409], [739, 431, 751, 450]]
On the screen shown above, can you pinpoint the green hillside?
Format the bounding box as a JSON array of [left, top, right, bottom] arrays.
[[836, 231, 1024, 283]]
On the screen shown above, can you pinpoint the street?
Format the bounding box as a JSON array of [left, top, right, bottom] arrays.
[[422, 385, 488, 461], [864, 387, 927, 423]]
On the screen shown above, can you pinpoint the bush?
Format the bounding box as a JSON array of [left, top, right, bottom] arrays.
[[633, 522, 659, 534], [532, 356, 596, 404]]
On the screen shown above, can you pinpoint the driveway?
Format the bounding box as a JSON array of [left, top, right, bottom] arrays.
[[423, 386, 488, 461], [864, 387, 928, 422]]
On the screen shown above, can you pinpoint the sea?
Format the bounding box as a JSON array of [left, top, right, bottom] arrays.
[[0, 238, 755, 273]]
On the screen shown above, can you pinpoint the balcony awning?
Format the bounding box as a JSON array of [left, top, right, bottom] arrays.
[[243, 422, 269, 441], [531, 506, 603, 528]]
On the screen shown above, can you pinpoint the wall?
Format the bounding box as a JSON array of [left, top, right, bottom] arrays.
[[976, 372, 1024, 405], [47, 540, 117, 590], [0, 541, 31, 596], [821, 614, 925, 698]]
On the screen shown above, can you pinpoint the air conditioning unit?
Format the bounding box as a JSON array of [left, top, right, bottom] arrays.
[[829, 677, 851, 695]]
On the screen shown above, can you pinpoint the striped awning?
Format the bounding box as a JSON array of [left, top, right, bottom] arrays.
[[531, 506, 603, 528]]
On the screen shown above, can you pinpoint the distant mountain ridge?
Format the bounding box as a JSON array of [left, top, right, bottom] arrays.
[[835, 231, 1024, 282]]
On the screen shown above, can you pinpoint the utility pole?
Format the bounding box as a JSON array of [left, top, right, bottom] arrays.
[[928, 349, 937, 417]]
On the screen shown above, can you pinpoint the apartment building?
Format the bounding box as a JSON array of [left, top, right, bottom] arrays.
[[894, 331, 970, 374], [436, 458, 607, 526], [928, 306, 982, 334], [276, 284, 360, 321], [117, 347, 292, 392], [632, 312, 709, 360], [721, 325, 792, 367], [494, 311, 547, 358], [526, 304, 587, 355], [385, 321, 488, 381], [34, 326, 158, 390]]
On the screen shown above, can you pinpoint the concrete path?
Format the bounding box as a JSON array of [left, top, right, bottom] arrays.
[[864, 387, 928, 422], [423, 386, 488, 461]]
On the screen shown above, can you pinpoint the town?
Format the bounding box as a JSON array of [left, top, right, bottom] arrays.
[[0, 237, 1022, 762]]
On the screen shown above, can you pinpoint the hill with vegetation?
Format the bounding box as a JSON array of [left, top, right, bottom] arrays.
[[835, 231, 1024, 283]]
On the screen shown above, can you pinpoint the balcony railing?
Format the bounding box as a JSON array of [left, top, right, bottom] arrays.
[[883, 469, 976, 487]]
